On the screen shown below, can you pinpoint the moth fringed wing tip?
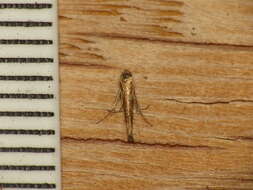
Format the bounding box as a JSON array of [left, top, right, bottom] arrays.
[[127, 135, 135, 143]]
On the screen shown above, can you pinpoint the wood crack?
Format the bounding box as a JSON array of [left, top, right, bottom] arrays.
[[62, 136, 222, 150], [74, 32, 253, 49], [60, 61, 116, 69], [164, 98, 253, 105], [205, 136, 253, 142]]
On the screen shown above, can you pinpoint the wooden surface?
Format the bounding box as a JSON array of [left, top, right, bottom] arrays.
[[59, 0, 253, 189]]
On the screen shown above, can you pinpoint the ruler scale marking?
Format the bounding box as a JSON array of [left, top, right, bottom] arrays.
[[0, 3, 52, 9], [0, 165, 55, 171], [0, 21, 52, 27], [0, 183, 56, 189], [0, 112, 54, 117], [0, 94, 54, 99], [0, 76, 53, 81], [0, 129, 55, 135], [0, 58, 54, 63], [0, 147, 55, 153], [0, 39, 53, 45]]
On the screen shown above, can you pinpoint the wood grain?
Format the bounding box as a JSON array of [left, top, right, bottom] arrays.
[[59, 0, 253, 189], [59, 0, 253, 46]]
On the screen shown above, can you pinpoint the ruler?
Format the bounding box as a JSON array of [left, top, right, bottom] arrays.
[[0, 0, 60, 189]]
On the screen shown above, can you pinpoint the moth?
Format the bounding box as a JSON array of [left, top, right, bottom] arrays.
[[97, 70, 152, 143]]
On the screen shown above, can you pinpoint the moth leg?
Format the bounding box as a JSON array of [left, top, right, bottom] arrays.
[[133, 105, 150, 113], [96, 89, 122, 124], [140, 104, 150, 111], [96, 108, 122, 124], [133, 90, 153, 127]]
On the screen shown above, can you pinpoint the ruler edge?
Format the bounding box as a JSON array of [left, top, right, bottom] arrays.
[[54, 0, 62, 189]]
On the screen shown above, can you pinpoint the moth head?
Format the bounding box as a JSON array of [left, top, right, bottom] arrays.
[[121, 70, 133, 81]]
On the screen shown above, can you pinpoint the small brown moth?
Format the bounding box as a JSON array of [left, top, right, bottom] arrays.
[[97, 70, 152, 143]]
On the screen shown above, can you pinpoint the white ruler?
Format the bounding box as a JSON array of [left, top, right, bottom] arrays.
[[0, 0, 60, 189]]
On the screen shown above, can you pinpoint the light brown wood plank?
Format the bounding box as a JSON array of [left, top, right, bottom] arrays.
[[59, 0, 253, 46], [59, 1, 253, 189]]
